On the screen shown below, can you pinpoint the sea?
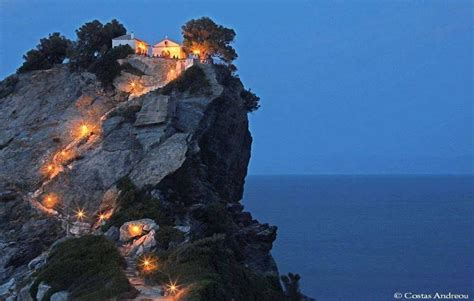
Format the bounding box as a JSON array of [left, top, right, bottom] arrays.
[[242, 175, 474, 301]]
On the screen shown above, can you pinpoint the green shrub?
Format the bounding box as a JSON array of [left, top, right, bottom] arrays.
[[103, 177, 174, 230], [191, 202, 233, 237], [0, 75, 19, 99], [241, 88, 260, 112], [155, 226, 185, 249], [161, 65, 211, 95], [17, 32, 72, 73], [151, 234, 285, 301], [30, 235, 132, 301]]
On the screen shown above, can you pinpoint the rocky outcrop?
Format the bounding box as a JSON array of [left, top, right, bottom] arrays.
[[0, 61, 278, 297], [114, 55, 191, 99]]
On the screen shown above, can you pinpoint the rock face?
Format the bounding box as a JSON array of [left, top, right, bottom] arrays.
[[114, 55, 192, 99], [0, 61, 278, 297]]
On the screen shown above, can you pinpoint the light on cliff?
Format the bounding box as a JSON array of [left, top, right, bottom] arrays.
[[71, 120, 99, 140], [139, 255, 157, 272], [43, 193, 58, 209], [42, 162, 59, 177], [98, 213, 107, 221], [74, 208, 86, 221], [167, 280, 179, 295], [80, 124, 90, 137], [129, 224, 143, 237], [129, 80, 142, 93]]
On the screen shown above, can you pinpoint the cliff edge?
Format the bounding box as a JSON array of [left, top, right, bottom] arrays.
[[0, 60, 283, 300]]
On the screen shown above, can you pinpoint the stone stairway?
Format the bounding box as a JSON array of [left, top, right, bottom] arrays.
[[120, 246, 168, 301]]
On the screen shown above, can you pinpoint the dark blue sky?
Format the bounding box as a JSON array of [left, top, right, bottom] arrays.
[[1, 0, 472, 174]]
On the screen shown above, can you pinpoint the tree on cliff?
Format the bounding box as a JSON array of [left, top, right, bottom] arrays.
[[181, 17, 237, 66], [17, 33, 72, 73], [69, 19, 127, 70], [88, 45, 134, 88]]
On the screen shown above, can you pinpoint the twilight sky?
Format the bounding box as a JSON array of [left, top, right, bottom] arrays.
[[0, 0, 472, 175]]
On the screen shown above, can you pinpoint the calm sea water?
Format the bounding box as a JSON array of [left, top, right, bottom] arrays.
[[242, 175, 474, 301]]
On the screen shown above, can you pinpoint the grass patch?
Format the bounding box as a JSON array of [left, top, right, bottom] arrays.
[[30, 235, 132, 301], [151, 234, 285, 301], [103, 177, 174, 231], [161, 65, 211, 96]]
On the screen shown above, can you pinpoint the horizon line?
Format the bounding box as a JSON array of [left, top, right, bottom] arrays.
[[247, 173, 474, 176]]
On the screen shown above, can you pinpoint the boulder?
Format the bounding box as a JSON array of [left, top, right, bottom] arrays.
[[28, 252, 48, 271], [69, 222, 90, 236], [128, 230, 156, 257], [0, 278, 15, 299], [17, 284, 33, 301], [36, 282, 51, 301], [119, 219, 158, 242], [174, 225, 191, 234], [50, 291, 69, 301], [104, 226, 120, 242]]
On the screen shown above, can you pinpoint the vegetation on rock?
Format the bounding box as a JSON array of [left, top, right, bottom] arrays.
[[17, 33, 72, 73], [151, 234, 285, 301], [30, 235, 132, 301], [68, 19, 126, 70], [0, 75, 19, 98], [281, 273, 303, 301], [241, 88, 261, 112], [154, 226, 185, 249], [88, 44, 134, 87], [161, 65, 211, 95], [16, 19, 131, 87], [103, 177, 174, 231], [182, 17, 237, 68]]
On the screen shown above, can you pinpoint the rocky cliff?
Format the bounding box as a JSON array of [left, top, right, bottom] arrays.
[[0, 59, 280, 300]]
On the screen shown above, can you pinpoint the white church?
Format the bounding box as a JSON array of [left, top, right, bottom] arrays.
[[112, 33, 187, 59]]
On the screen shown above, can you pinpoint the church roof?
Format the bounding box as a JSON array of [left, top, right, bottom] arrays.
[[113, 34, 148, 45], [153, 37, 181, 47]]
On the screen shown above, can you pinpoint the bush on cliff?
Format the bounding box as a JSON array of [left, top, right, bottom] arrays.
[[0, 75, 19, 99], [152, 234, 285, 301], [68, 19, 126, 70], [155, 226, 185, 249], [161, 65, 211, 95], [66, 19, 132, 87], [88, 45, 134, 87], [103, 177, 174, 230], [30, 235, 132, 301], [17, 32, 72, 73], [241, 88, 261, 112]]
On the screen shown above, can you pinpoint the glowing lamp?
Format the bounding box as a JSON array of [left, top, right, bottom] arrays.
[[80, 125, 89, 137], [139, 255, 157, 272], [74, 208, 86, 221], [167, 280, 179, 295], [43, 194, 58, 209], [129, 224, 142, 237], [98, 213, 106, 221]]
